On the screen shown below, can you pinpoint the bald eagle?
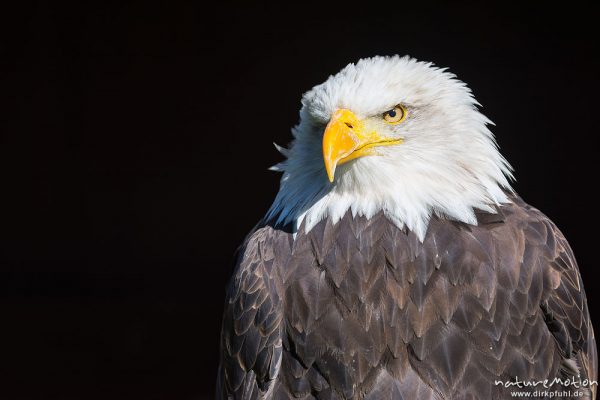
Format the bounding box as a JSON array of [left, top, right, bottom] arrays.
[[216, 56, 597, 399]]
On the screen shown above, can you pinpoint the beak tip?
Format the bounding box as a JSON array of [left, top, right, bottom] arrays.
[[326, 168, 335, 183]]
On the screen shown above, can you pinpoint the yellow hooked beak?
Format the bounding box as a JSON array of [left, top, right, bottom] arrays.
[[322, 109, 403, 182]]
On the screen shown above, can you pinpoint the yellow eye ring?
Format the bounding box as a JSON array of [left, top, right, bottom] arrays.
[[383, 105, 407, 124]]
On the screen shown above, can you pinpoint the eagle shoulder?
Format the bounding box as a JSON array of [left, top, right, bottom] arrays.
[[512, 197, 597, 396], [216, 226, 291, 399]]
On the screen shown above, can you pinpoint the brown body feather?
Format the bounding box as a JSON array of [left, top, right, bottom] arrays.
[[216, 195, 597, 399]]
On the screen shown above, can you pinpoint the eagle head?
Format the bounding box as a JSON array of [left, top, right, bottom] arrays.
[[267, 56, 514, 240]]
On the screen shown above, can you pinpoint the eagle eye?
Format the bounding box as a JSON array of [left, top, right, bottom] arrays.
[[383, 105, 406, 124]]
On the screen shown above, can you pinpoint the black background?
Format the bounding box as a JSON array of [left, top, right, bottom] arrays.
[[2, 1, 600, 399]]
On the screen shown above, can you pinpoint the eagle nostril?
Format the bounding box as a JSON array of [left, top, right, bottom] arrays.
[[345, 122, 353, 129]]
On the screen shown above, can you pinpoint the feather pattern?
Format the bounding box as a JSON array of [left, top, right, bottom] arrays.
[[217, 195, 597, 399]]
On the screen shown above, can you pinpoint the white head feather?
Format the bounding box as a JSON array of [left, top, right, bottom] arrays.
[[267, 55, 514, 240]]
